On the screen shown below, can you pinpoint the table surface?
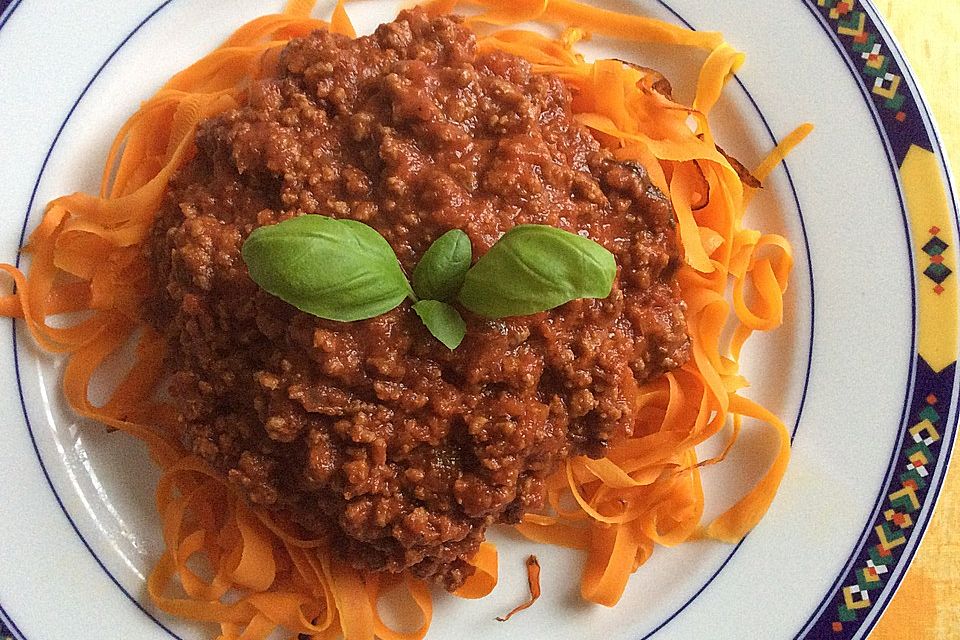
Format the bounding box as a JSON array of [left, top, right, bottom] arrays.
[[872, 3, 960, 638]]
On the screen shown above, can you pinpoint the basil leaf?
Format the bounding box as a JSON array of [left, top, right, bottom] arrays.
[[241, 215, 413, 322], [413, 300, 466, 350], [412, 229, 472, 302], [458, 225, 616, 318]]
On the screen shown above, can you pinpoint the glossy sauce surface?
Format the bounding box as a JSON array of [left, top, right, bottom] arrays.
[[148, 8, 688, 589]]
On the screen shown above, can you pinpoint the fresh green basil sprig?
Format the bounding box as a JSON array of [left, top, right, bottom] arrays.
[[458, 225, 616, 318], [241, 215, 414, 322], [241, 216, 616, 350], [412, 229, 471, 302], [412, 299, 467, 350]]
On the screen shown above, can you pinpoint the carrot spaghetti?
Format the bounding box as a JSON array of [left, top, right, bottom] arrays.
[[0, 0, 809, 637]]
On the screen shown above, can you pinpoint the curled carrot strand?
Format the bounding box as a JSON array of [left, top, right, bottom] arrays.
[[496, 556, 541, 621], [453, 0, 806, 608]]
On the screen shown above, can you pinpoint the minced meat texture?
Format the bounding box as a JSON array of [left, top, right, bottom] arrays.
[[147, 8, 690, 590]]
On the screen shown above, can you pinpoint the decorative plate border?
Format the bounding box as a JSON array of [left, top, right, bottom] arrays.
[[0, 1, 15, 22], [0, 1, 19, 38], [800, 1, 959, 638], [0, 604, 18, 640], [0, 600, 21, 640]]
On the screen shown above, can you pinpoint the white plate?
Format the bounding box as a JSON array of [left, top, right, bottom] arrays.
[[0, 1, 957, 639]]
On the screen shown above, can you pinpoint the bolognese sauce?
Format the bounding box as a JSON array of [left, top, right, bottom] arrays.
[[148, 8, 689, 590]]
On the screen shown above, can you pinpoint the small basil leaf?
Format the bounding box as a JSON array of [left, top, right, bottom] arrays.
[[242, 215, 413, 322], [413, 300, 466, 350], [458, 225, 616, 318], [412, 229, 472, 301]]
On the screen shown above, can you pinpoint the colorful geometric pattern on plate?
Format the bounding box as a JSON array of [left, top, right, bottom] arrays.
[[812, 146, 958, 634], [802, 1, 958, 637]]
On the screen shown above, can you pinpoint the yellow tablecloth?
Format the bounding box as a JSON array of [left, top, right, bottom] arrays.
[[872, 2, 960, 637]]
